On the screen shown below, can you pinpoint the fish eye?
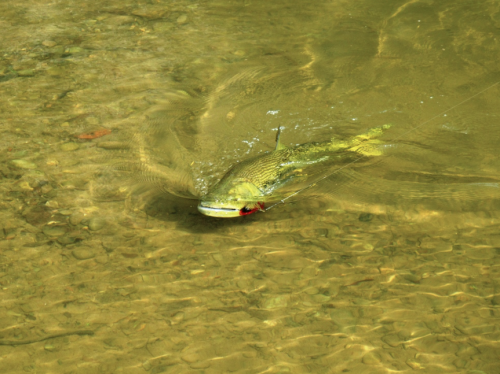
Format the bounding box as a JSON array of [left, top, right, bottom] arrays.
[[240, 206, 253, 214]]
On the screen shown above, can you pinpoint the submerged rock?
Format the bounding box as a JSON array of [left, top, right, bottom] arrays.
[[72, 248, 95, 260], [10, 160, 37, 169]]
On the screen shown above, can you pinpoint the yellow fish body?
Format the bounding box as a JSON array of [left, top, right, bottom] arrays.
[[198, 125, 391, 217]]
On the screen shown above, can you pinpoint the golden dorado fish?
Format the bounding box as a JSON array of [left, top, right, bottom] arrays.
[[198, 124, 391, 217]]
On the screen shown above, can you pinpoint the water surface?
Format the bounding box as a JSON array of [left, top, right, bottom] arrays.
[[1, 0, 500, 373]]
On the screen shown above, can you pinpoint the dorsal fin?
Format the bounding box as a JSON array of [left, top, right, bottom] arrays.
[[275, 126, 286, 151]]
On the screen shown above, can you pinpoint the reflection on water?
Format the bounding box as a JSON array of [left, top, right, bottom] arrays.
[[1, 0, 500, 373]]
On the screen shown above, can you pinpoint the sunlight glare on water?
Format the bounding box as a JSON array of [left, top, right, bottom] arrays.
[[1, 0, 500, 373]]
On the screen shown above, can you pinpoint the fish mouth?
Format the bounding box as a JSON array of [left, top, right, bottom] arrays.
[[198, 201, 265, 218], [197, 202, 241, 218]]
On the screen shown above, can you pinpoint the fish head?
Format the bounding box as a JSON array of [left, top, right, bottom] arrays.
[[198, 177, 266, 217]]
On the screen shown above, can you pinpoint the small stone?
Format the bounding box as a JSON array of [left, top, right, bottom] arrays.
[[312, 294, 330, 303], [10, 159, 37, 169], [382, 334, 401, 347], [69, 212, 84, 225], [41, 184, 54, 194], [181, 353, 201, 363], [359, 213, 373, 222], [406, 360, 424, 370], [176, 14, 188, 24], [45, 200, 59, 208], [17, 69, 35, 77], [95, 255, 108, 264], [43, 225, 67, 237], [88, 217, 106, 231], [97, 141, 129, 150], [19, 181, 33, 191], [64, 47, 85, 55], [453, 358, 467, 369], [60, 142, 79, 151], [362, 352, 381, 365], [300, 228, 328, 238], [72, 248, 95, 260], [44, 343, 56, 351], [304, 287, 319, 295], [104, 15, 135, 26], [404, 274, 421, 283], [263, 296, 288, 309], [57, 235, 76, 245], [190, 361, 210, 369], [42, 40, 57, 47]]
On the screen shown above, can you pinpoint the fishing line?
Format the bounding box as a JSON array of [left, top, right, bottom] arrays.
[[264, 80, 500, 212]]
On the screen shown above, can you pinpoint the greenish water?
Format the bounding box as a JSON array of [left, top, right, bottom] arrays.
[[1, 0, 500, 373]]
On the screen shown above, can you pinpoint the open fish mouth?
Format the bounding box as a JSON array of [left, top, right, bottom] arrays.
[[198, 201, 265, 218], [197, 203, 241, 218]]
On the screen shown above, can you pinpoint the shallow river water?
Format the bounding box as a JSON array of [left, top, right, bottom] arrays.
[[1, 0, 500, 373]]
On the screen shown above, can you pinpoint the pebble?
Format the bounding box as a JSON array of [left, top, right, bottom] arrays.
[[190, 361, 210, 369], [176, 14, 188, 24], [359, 213, 373, 222], [17, 69, 34, 77], [88, 217, 106, 231], [72, 248, 95, 260], [181, 353, 202, 363], [304, 287, 319, 295], [44, 343, 56, 351], [311, 294, 330, 303], [382, 334, 401, 347], [263, 296, 288, 309], [453, 358, 467, 368], [299, 228, 328, 239], [362, 352, 381, 365], [60, 142, 79, 151], [404, 273, 421, 283], [43, 225, 67, 237], [57, 235, 76, 245], [69, 212, 85, 225], [104, 15, 135, 26], [64, 46, 85, 55], [42, 40, 57, 47], [45, 200, 59, 208], [41, 184, 54, 194], [406, 360, 424, 370], [10, 159, 37, 169], [97, 141, 129, 150]]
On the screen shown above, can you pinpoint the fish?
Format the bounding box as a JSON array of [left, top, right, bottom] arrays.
[[198, 124, 392, 217]]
